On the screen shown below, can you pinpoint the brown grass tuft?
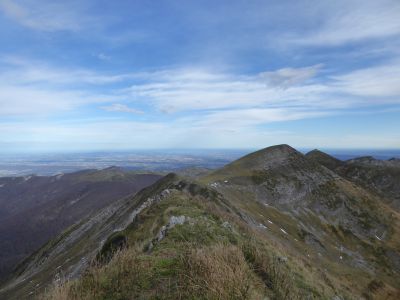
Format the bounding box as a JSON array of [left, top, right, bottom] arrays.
[[179, 243, 255, 299], [242, 239, 300, 300]]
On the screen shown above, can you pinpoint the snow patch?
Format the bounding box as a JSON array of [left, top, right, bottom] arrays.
[[258, 223, 268, 230]]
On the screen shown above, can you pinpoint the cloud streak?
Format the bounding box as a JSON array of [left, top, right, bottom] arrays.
[[293, 0, 400, 46], [0, 0, 87, 31], [101, 103, 144, 114], [2, 55, 400, 121], [260, 64, 323, 89], [125, 62, 400, 114]]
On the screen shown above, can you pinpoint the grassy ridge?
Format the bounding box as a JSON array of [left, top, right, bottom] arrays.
[[42, 185, 324, 300]]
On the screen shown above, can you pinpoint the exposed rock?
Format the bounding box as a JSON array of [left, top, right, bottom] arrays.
[[277, 256, 288, 263], [222, 221, 232, 230], [157, 215, 188, 242]]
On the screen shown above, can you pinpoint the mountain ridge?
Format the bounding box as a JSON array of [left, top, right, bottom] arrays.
[[1, 145, 400, 299], [0, 169, 162, 282], [306, 149, 400, 211]]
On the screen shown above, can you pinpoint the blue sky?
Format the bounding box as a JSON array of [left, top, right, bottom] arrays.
[[0, 0, 400, 152]]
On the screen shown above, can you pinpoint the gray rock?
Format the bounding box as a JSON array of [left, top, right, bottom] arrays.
[[157, 215, 188, 242]]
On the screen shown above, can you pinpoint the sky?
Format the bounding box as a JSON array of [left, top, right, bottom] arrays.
[[0, 0, 400, 152]]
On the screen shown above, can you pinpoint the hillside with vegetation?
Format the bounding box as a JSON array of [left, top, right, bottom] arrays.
[[1, 145, 399, 299]]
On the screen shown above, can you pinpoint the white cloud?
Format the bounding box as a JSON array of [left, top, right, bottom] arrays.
[[260, 64, 323, 88], [0, 62, 128, 116], [0, 56, 136, 85], [125, 68, 334, 113], [0, 57, 132, 116], [290, 0, 400, 46], [97, 53, 111, 61], [332, 62, 400, 98], [0, 85, 118, 115], [175, 109, 327, 133], [101, 103, 143, 114], [0, 0, 87, 31], [1, 55, 400, 120], [124, 61, 400, 115]]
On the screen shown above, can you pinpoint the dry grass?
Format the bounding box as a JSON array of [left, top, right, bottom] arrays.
[[41, 247, 151, 300], [42, 243, 265, 300], [179, 243, 257, 299], [242, 239, 301, 300], [41, 281, 74, 300]]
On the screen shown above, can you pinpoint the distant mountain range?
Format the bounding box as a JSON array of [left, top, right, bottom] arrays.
[[1, 149, 398, 177], [0, 145, 399, 299], [0, 150, 248, 177]]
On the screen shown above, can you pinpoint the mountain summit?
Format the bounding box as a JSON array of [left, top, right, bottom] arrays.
[[221, 144, 301, 170], [305, 149, 344, 170]]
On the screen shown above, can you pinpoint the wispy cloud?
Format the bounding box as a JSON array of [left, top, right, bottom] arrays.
[[332, 61, 400, 98], [3, 53, 399, 121], [101, 103, 143, 114], [96, 53, 111, 61], [260, 64, 323, 89], [0, 56, 125, 115], [125, 63, 400, 114], [288, 0, 400, 46], [0, 56, 136, 85], [192, 108, 328, 129], [0, 0, 88, 31], [125, 68, 332, 113], [0, 85, 117, 115]]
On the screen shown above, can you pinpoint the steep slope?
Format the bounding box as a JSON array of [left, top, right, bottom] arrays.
[[306, 150, 400, 210], [204, 145, 389, 238], [337, 157, 400, 210], [2, 145, 400, 299], [0, 168, 162, 281], [202, 145, 400, 298], [2, 174, 339, 299]]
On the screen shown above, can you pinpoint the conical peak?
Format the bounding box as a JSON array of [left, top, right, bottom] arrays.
[[229, 144, 304, 171], [305, 149, 343, 170], [250, 144, 300, 159]]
